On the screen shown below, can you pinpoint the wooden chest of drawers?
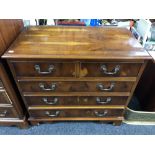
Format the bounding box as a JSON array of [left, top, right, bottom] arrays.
[[0, 19, 28, 128], [2, 26, 151, 126], [0, 62, 28, 128]]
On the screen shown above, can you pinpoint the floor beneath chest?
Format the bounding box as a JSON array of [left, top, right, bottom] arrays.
[[0, 121, 155, 135]]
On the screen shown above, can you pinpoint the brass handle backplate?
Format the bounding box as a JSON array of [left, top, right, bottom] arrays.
[[94, 110, 108, 117], [101, 65, 120, 75], [0, 110, 7, 117], [39, 83, 56, 91], [96, 97, 112, 104], [34, 64, 54, 74], [42, 97, 58, 105], [96, 82, 115, 91], [45, 111, 60, 117]]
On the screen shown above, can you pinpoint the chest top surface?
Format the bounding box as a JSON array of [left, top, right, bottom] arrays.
[[2, 26, 151, 60]]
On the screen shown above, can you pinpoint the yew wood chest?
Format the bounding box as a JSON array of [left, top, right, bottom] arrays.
[[2, 26, 151, 126]]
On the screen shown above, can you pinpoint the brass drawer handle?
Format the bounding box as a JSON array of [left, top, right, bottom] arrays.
[[96, 82, 115, 91], [39, 83, 56, 91], [96, 97, 112, 104], [45, 111, 60, 117], [0, 110, 7, 117], [101, 65, 120, 75], [34, 64, 54, 74], [94, 110, 108, 117], [42, 97, 58, 105]]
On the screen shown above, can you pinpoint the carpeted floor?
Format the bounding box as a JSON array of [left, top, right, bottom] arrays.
[[0, 122, 155, 135]]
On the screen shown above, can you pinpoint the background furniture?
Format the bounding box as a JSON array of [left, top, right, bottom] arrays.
[[2, 26, 151, 126], [131, 19, 155, 51], [0, 19, 28, 128], [55, 19, 85, 26]]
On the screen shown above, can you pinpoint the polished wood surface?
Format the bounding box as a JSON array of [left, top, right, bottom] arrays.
[[9, 60, 143, 78], [29, 109, 124, 118], [2, 26, 151, 60], [0, 19, 28, 128], [18, 81, 134, 92], [0, 107, 17, 118], [0, 34, 6, 54], [23, 92, 130, 97], [25, 96, 128, 106], [80, 62, 142, 77], [0, 90, 12, 105], [121, 61, 149, 116], [0, 19, 23, 55], [3, 26, 151, 126], [28, 105, 125, 110], [0, 63, 23, 117], [17, 77, 137, 82], [29, 117, 124, 122], [0, 116, 28, 128], [0, 62, 28, 128], [11, 61, 76, 77]]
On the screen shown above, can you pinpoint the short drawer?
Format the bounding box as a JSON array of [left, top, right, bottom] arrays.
[[11, 61, 76, 77], [19, 81, 134, 92], [0, 107, 17, 118], [25, 96, 128, 106], [80, 62, 142, 77], [0, 90, 12, 105], [29, 109, 124, 118]]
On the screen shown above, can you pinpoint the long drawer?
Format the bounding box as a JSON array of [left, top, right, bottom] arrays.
[[29, 109, 124, 118], [24, 96, 128, 106], [18, 81, 134, 92]]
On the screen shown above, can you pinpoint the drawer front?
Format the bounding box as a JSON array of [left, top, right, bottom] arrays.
[[0, 91, 12, 105], [25, 96, 128, 106], [19, 81, 134, 92], [29, 109, 124, 118], [0, 107, 17, 118], [11, 61, 76, 77], [0, 80, 4, 89], [80, 62, 142, 77]]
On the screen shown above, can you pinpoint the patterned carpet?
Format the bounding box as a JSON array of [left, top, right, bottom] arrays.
[[0, 122, 155, 135]]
